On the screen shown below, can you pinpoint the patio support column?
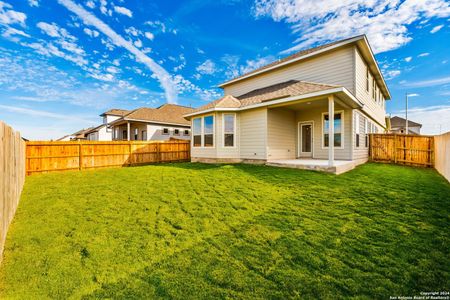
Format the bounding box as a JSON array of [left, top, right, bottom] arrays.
[[127, 121, 130, 141], [328, 95, 334, 167]]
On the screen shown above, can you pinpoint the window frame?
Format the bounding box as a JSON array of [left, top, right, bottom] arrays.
[[192, 114, 215, 148], [321, 110, 345, 150], [192, 117, 202, 148], [364, 119, 369, 148], [222, 113, 236, 148], [174, 129, 180, 136], [162, 128, 170, 135], [203, 115, 215, 147], [355, 113, 360, 148], [183, 129, 190, 136], [134, 128, 138, 140], [366, 67, 370, 92]]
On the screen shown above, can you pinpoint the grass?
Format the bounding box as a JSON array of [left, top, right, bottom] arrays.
[[0, 163, 449, 299]]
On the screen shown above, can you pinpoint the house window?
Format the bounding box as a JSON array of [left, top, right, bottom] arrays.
[[122, 130, 127, 140], [184, 129, 189, 136], [323, 112, 343, 148], [364, 119, 368, 147], [204, 115, 214, 147], [174, 129, 180, 136], [114, 128, 119, 140], [355, 113, 360, 148], [193, 118, 202, 147], [223, 113, 235, 147], [134, 128, 138, 140], [372, 78, 376, 99], [162, 128, 169, 135], [142, 130, 147, 141], [366, 67, 369, 92]]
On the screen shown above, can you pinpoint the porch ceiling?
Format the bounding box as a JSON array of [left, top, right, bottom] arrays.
[[267, 93, 352, 111]]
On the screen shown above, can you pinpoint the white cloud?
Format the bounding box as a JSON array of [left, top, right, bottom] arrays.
[[402, 76, 450, 87], [134, 39, 142, 48], [0, 104, 93, 123], [144, 31, 154, 40], [253, 0, 450, 54], [114, 5, 132, 18], [1, 27, 29, 39], [196, 59, 216, 75], [37, 22, 70, 38], [58, 0, 178, 103], [28, 0, 39, 7], [384, 69, 401, 80], [106, 66, 120, 74], [85, 1, 95, 9], [221, 54, 274, 79], [430, 24, 444, 33], [418, 52, 430, 57], [83, 27, 99, 37], [0, 1, 27, 26], [405, 56, 412, 62]]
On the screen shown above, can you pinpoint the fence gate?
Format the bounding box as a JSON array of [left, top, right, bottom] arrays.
[[369, 134, 434, 167]]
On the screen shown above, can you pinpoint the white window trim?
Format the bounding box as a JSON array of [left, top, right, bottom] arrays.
[[192, 114, 215, 148], [355, 112, 360, 149], [222, 113, 236, 148], [192, 117, 202, 148], [364, 119, 368, 148], [321, 110, 345, 150]]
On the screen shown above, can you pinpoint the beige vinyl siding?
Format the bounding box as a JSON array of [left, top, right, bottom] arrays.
[[239, 108, 267, 160], [224, 46, 356, 97], [295, 103, 352, 160], [216, 112, 240, 159], [354, 48, 387, 127], [267, 108, 296, 160]]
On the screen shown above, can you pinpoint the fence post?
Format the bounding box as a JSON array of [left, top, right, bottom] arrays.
[[129, 142, 132, 166], [79, 142, 82, 170], [394, 134, 397, 164]]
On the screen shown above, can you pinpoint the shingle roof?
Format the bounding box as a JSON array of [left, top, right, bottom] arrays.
[[390, 116, 422, 128], [191, 80, 338, 114], [123, 104, 194, 125], [221, 35, 364, 86], [100, 109, 130, 117]]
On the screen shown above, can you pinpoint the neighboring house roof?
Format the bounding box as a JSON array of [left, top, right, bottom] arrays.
[[100, 109, 130, 117], [57, 127, 95, 141], [191, 80, 339, 114], [219, 34, 391, 100], [84, 124, 107, 135], [390, 116, 422, 128], [112, 104, 195, 126]]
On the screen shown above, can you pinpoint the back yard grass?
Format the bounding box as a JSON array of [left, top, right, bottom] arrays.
[[0, 163, 449, 299]]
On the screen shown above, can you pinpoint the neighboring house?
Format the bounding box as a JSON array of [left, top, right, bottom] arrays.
[[57, 127, 94, 141], [85, 109, 131, 141], [184, 35, 390, 171], [389, 116, 422, 135], [109, 104, 194, 141]]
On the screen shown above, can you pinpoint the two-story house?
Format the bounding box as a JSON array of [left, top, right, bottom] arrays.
[[184, 35, 391, 174]]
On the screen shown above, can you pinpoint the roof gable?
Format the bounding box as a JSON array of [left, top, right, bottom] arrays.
[[219, 35, 391, 100], [123, 104, 194, 126]]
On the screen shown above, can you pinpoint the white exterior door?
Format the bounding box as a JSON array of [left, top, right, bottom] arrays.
[[299, 122, 313, 158]]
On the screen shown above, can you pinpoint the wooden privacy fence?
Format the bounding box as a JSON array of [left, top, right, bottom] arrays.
[[369, 134, 434, 167], [0, 121, 26, 262], [26, 140, 190, 175]]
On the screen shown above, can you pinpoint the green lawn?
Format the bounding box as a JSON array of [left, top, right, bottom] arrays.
[[0, 163, 449, 299]]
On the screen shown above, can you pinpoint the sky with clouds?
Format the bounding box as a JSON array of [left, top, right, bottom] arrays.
[[0, 0, 449, 139]]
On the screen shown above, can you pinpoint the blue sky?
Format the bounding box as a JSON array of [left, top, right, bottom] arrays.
[[0, 0, 449, 139]]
